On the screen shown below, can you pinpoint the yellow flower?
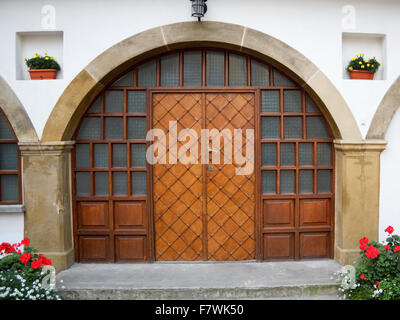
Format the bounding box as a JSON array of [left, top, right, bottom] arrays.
[[54, 58, 56, 61], [349, 67, 353, 71], [361, 65, 365, 68], [367, 64, 370, 67], [24, 58, 27, 61], [45, 52, 48, 56], [359, 61, 362, 65], [365, 60, 369, 63], [45, 56, 49, 60], [373, 56, 376, 59], [371, 65, 374, 68], [379, 62, 382, 65], [351, 57, 356, 61], [360, 53, 364, 56]]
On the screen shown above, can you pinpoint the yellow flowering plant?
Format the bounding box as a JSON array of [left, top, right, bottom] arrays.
[[25, 52, 60, 70], [347, 54, 381, 73]]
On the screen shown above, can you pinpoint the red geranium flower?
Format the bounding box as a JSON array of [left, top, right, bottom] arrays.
[[365, 244, 380, 259], [393, 245, 400, 253], [385, 245, 391, 252], [38, 254, 52, 266], [19, 252, 32, 264], [31, 259, 43, 270], [385, 226, 394, 234], [0, 242, 16, 254], [21, 237, 30, 247], [359, 237, 369, 246], [360, 273, 366, 280], [360, 243, 367, 251]]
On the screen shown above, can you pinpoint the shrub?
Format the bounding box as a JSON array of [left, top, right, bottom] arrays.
[[347, 53, 381, 73], [0, 238, 60, 300], [25, 52, 60, 70], [335, 226, 400, 300]]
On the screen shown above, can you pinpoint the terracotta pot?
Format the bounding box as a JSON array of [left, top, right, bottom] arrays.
[[349, 69, 375, 80], [28, 69, 58, 80]]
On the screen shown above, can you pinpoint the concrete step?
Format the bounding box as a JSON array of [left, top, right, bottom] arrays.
[[56, 260, 341, 300]]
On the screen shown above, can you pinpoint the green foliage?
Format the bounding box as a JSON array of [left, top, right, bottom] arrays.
[[347, 54, 381, 73], [25, 53, 60, 70]]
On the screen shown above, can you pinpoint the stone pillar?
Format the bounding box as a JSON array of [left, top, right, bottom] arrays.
[[19, 141, 75, 272], [334, 140, 387, 265]]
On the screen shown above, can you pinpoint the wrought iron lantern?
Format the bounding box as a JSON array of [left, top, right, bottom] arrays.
[[190, 0, 207, 21]]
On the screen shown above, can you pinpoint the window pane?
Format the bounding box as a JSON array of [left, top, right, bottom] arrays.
[[128, 91, 146, 113], [0, 114, 14, 140], [251, 60, 269, 86], [161, 53, 180, 87], [0, 144, 18, 170], [317, 170, 331, 193], [262, 170, 276, 194], [138, 60, 156, 87], [95, 172, 109, 196], [75, 144, 90, 168], [76, 172, 90, 196], [128, 117, 146, 139], [77, 117, 101, 140], [113, 144, 127, 167], [184, 51, 202, 87], [317, 143, 332, 166], [280, 170, 295, 194], [306, 117, 330, 139], [132, 171, 147, 195], [284, 117, 302, 139], [261, 91, 279, 113], [131, 144, 147, 167], [261, 117, 280, 139], [280, 143, 295, 167], [105, 117, 123, 140], [112, 71, 133, 87], [284, 90, 302, 112], [113, 172, 127, 196], [87, 96, 101, 114], [306, 95, 319, 113], [1, 175, 19, 201], [299, 143, 313, 166], [229, 54, 247, 86], [94, 144, 108, 168], [262, 143, 276, 166], [299, 170, 313, 194], [105, 91, 123, 113], [206, 51, 224, 86], [273, 69, 296, 87]]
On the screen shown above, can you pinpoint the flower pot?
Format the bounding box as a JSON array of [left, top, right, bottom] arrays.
[[349, 70, 375, 80], [28, 69, 58, 80]]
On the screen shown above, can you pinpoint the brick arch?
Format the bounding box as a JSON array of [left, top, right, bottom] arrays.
[[42, 21, 361, 142], [0, 75, 38, 142]]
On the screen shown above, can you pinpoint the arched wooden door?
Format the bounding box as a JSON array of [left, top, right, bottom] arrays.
[[72, 49, 334, 262]]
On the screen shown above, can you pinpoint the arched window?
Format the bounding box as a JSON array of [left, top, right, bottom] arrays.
[[0, 108, 21, 203]]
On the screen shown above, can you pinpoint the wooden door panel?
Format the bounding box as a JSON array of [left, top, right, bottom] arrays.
[[114, 201, 146, 229], [300, 232, 329, 259], [263, 199, 294, 227], [115, 236, 147, 262], [263, 233, 294, 260], [79, 236, 111, 262], [78, 202, 109, 230], [300, 199, 330, 226]]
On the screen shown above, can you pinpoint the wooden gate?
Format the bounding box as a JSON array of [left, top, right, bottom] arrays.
[[153, 92, 256, 261]]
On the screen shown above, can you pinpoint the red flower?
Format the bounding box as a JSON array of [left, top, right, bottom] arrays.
[[365, 244, 380, 259], [385, 226, 394, 234], [19, 253, 32, 264], [359, 237, 369, 246], [0, 242, 16, 254], [360, 244, 367, 251], [360, 273, 366, 280], [38, 254, 52, 266], [385, 245, 391, 252], [21, 238, 30, 247], [31, 259, 43, 270], [394, 245, 400, 253]]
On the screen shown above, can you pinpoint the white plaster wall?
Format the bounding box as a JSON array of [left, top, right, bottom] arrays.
[[380, 108, 400, 242], [0, 0, 400, 241], [0, 213, 24, 244]]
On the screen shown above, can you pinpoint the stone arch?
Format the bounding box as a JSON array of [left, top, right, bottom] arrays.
[[42, 21, 361, 142], [367, 75, 400, 139], [0, 75, 38, 142]]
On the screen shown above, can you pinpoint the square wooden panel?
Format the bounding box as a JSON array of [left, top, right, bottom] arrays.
[[114, 201, 146, 229], [79, 236, 111, 262], [78, 202, 109, 230], [115, 236, 147, 262], [300, 199, 330, 226], [263, 199, 294, 228], [263, 233, 294, 260], [300, 232, 329, 259]]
